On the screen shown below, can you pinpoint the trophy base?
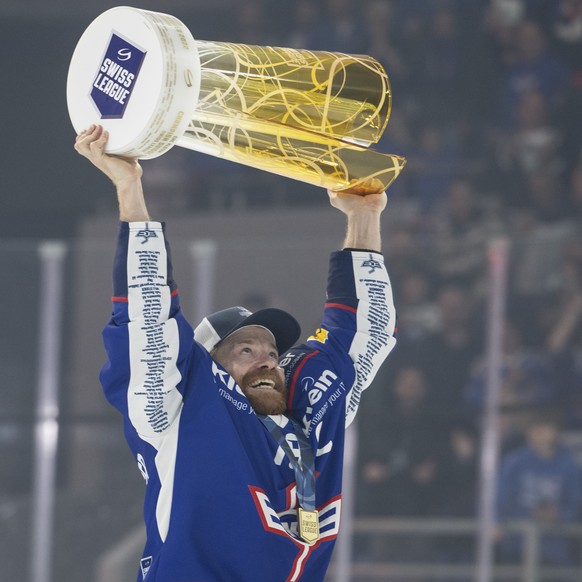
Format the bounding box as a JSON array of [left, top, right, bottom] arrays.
[[66, 7, 200, 159]]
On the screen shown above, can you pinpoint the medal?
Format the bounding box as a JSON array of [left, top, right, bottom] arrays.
[[259, 415, 320, 544], [298, 508, 320, 544]]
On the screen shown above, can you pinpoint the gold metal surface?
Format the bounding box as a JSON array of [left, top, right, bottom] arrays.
[[177, 41, 405, 193]]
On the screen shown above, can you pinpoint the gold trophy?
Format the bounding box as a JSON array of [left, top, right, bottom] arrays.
[[67, 7, 405, 194]]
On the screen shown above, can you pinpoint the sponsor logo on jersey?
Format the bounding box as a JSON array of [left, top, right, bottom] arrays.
[[303, 370, 338, 406], [212, 361, 246, 397], [140, 556, 152, 578], [362, 253, 382, 274], [211, 361, 252, 412], [307, 328, 329, 344], [279, 348, 312, 386], [299, 370, 346, 439], [91, 33, 146, 119], [279, 349, 311, 369]]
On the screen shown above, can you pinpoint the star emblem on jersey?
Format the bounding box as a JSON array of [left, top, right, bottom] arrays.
[[135, 224, 158, 244], [362, 254, 382, 274], [308, 328, 329, 344]]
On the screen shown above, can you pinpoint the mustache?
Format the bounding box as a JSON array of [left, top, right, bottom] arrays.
[[241, 368, 286, 392]]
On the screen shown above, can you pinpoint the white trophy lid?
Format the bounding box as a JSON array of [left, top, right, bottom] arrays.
[[67, 6, 200, 159]]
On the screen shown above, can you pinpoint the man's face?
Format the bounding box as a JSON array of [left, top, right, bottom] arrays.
[[526, 422, 559, 456], [212, 326, 287, 415]]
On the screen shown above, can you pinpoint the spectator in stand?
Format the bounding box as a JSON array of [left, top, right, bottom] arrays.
[[539, 0, 582, 70], [306, 0, 367, 53], [382, 225, 432, 289], [432, 178, 505, 297], [464, 318, 557, 450], [539, 239, 582, 427], [499, 20, 571, 129], [407, 126, 463, 216], [390, 0, 431, 103], [233, 0, 269, 45], [516, 235, 582, 345], [436, 422, 480, 518], [451, 2, 502, 126], [473, 1, 527, 144], [465, 318, 555, 411], [281, 0, 320, 50], [363, 1, 406, 96], [490, 0, 528, 29], [434, 422, 480, 567], [484, 0, 529, 69], [510, 170, 572, 304], [544, 1, 582, 169], [394, 267, 440, 344], [495, 412, 582, 566], [418, 5, 465, 123], [357, 365, 446, 564], [492, 89, 563, 206], [526, 170, 569, 224], [358, 366, 445, 518], [414, 285, 483, 415], [379, 228, 437, 374]]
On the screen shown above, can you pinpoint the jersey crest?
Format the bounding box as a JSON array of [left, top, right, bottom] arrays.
[[249, 485, 341, 581]]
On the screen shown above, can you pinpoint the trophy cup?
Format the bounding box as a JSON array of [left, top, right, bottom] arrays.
[[67, 6, 405, 194]]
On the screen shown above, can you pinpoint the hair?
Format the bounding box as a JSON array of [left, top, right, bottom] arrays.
[[525, 408, 563, 430]]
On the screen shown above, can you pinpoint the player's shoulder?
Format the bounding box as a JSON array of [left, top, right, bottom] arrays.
[[280, 324, 355, 378]]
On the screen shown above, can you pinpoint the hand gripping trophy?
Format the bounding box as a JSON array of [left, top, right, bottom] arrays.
[[67, 6, 405, 194]]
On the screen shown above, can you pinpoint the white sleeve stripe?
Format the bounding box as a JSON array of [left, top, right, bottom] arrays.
[[126, 223, 184, 440], [345, 252, 396, 427], [125, 222, 183, 541]]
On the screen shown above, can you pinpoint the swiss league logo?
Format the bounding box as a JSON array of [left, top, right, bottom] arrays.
[[91, 33, 146, 119]]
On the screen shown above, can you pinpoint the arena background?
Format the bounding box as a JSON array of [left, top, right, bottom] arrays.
[[1, 1, 582, 581]]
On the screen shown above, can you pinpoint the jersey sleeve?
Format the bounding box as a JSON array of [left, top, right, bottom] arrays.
[[99, 222, 195, 443], [281, 249, 397, 443]]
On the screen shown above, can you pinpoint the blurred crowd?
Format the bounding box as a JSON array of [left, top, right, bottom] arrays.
[[148, 0, 582, 571]]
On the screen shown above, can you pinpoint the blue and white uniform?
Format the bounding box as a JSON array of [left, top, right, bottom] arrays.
[[100, 221, 397, 582]]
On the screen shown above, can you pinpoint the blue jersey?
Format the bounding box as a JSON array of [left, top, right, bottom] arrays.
[[496, 444, 582, 564], [100, 222, 397, 582]]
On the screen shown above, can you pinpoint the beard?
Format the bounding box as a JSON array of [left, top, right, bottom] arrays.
[[240, 368, 288, 415]]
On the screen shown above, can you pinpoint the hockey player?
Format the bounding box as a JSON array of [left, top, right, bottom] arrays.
[[75, 124, 397, 582]]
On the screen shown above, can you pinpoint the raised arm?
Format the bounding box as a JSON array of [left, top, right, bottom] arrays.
[[75, 125, 194, 448], [74, 124, 149, 222], [281, 187, 395, 440]]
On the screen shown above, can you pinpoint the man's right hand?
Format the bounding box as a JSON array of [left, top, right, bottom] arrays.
[[74, 124, 142, 188]]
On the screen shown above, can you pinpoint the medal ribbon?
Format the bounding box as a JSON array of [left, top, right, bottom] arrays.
[[258, 415, 316, 512]]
